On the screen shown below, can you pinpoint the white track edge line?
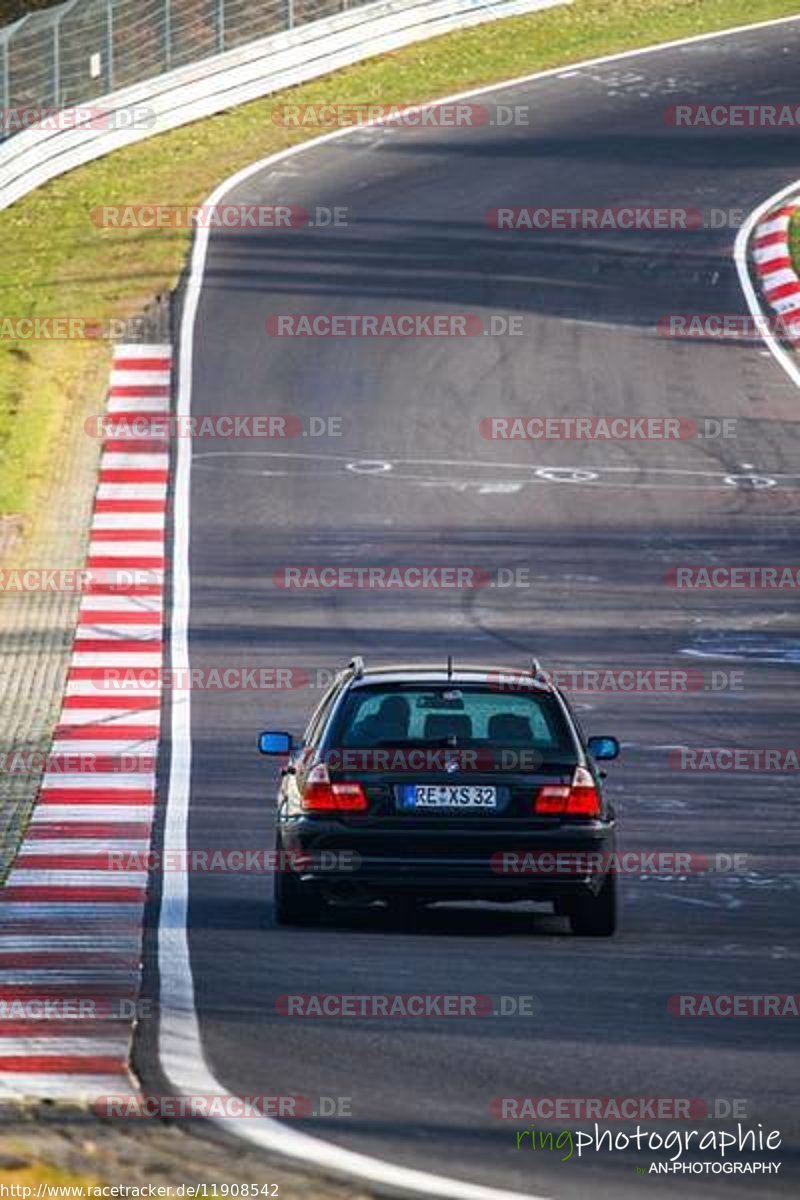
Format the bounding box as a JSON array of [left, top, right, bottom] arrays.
[[735, 184, 800, 389]]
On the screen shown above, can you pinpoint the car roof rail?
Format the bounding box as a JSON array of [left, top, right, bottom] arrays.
[[348, 656, 365, 678]]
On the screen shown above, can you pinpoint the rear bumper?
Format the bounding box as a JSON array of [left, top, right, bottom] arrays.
[[278, 816, 616, 901]]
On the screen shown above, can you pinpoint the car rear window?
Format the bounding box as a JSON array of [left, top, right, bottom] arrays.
[[329, 684, 575, 755]]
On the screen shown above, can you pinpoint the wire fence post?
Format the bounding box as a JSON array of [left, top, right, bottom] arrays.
[[2, 38, 8, 131], [5, 15, 31, 124], [164, 0, 172, 69], [217, 0, 225, 52], [52, 21, 60, 107], [107, 0, 114, 91]]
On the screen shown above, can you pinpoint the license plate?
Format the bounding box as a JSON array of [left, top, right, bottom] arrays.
[[401, 785, 497, 810]]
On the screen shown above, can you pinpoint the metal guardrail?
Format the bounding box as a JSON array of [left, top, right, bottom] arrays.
[[0, 0, 568, 211], [0, 1, 365, 138]]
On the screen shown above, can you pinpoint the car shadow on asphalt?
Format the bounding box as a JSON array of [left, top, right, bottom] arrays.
[[293, 899, 573, 938]]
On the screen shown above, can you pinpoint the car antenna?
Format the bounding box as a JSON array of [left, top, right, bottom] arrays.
[[447, 655, 453, 681]]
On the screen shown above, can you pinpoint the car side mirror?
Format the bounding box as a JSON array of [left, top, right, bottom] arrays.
[[258, 731, 293, 755], [587, 735, 620, 761]]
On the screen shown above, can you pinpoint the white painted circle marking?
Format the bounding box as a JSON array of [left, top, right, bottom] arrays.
[[535, 467, 599, 484], [723, 474, 776, 489], [347, 460, 393, 475]]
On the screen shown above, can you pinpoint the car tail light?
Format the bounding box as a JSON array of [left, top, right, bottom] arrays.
[[534, 785, 570, 814], [534, 766, 600, 817], [301, 763, 368, 812], [565, 766, 602, 815]]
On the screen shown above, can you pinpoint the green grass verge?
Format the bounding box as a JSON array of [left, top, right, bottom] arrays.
[[789, 206, 800, 276], [0, 1160, 102, 1192], [2, 0, 798, 519]]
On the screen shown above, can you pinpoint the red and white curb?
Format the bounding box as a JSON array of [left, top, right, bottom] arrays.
[[0, 343, 171, 1098], [752, 201, 800, 329]]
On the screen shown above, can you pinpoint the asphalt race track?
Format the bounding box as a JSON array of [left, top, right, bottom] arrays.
[[143, 18, 800, 1198]]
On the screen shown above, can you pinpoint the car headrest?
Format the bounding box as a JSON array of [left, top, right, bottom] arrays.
[[423, 713, 473, 740], [487, 713, 534, 743]]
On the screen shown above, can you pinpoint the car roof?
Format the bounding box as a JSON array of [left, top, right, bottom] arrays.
[[345, 664, 555, 693]]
